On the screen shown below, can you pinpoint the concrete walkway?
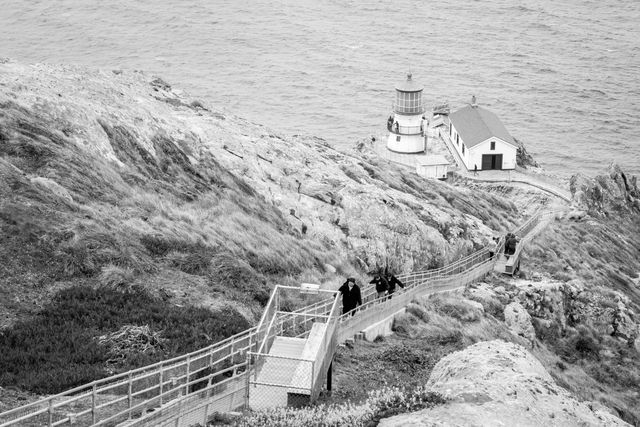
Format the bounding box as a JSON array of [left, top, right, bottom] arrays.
[[436, 126, 572, 202]]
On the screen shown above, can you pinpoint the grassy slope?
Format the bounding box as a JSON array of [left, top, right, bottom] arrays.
[[0, 62, 525, 399], [323, 207, 640, 425], [523, 213, 640, 425]]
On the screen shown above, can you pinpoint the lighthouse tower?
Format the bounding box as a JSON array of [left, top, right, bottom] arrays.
[[386, 73, 426, 153]]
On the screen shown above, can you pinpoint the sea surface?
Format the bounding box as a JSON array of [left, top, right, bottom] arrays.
[[1, 0, 639, 177]]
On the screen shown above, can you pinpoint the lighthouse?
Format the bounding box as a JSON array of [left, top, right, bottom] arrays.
[[386, 73, 426, 153]]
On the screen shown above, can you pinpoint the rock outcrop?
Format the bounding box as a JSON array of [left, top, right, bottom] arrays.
[[380, 340, 628, 426], [504, 301, 536, 345], [570, 164, 640, 216], [0, 60, 515, 286]]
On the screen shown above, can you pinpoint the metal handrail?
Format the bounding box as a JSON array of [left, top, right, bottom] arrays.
[[387, 123, 424, 135], [0, 209, 560, 427]]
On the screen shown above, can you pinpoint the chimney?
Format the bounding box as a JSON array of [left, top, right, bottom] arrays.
[[471, 95, 478, 107]]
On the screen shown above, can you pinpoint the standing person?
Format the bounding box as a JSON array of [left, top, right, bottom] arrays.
[[489, 237, 499, 260], [370, 272, 388, 299], [505, 233, 517, 260], [474, 164, 478, 176], [386, 271, 405, 299], [338, 278, 362, 315]]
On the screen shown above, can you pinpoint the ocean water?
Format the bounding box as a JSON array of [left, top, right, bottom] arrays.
[[1, 0, 639, 177]]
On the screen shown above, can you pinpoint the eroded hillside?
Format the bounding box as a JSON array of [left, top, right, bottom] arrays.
[[0, 60, 526, 397]]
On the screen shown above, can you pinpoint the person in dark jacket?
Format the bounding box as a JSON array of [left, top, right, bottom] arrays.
[[505, 233, 518, 260], [370, 273, 388, 299], [338, 278, 362, 315], [386, 272, 405, 299]]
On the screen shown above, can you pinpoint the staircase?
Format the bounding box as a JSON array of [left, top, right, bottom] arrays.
[[0, 209, 566, 427], [249, 337, 307, 410]]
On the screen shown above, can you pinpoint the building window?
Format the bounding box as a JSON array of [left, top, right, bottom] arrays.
[[462, 144, 465, 155], [449, 125, 452, 137], [396, 135, 401, 142], [456, 134, 459, 145], [490, 141, 495, 150]]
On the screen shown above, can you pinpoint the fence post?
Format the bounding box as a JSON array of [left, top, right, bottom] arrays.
[[159, 363, 164, 405], [128, 372, 133, 419], [48, 398, 53, 427], [185, 355, 191, 396], [91, 383, 96, 424], [244, 354, 252, 409], [203, 402, 209, 425]]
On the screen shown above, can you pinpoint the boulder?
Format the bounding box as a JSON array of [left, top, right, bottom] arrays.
[[379, 340, 628, 427], [504, 301, 536, 345]]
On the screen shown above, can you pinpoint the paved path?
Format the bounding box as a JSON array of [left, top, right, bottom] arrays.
[[435, 127, 572, 202]]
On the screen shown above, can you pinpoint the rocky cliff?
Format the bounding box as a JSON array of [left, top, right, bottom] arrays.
[[0, 59, 524, 330], [380, 340, 628, 426], [0, 59, 536, 398]]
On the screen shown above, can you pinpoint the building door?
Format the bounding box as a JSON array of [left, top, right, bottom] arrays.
[[481, 154, 503, 170]]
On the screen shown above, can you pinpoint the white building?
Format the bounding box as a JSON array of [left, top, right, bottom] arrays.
[[416, 154, 448, 180], [448, 97, 518, 171], [386, 74, 427, 153]]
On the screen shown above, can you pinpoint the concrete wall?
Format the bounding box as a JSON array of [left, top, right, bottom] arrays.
[[360, 307, 406, 342]]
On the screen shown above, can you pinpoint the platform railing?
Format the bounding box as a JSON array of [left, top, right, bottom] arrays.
[[0, 210, 560, 427]]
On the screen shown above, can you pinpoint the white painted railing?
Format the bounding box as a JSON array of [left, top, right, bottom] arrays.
[[0, 210, 560, 427]]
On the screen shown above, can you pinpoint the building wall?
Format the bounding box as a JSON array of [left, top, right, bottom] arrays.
[[416, 164, 448, 179], [449, 123, 516, 170], [449, 123, 470, 167], [468, 138, 517, 170], [387, 113, 426, 153], [394, 113, 423, 127]]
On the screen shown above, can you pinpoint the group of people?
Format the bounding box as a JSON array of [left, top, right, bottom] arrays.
[[337, 268, 405, 315], [488, 233, 520, 261], [504, 232, 519, 259]]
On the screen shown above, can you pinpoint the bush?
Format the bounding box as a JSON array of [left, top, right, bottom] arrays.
[[406, 302, 429, 323], [230, 386, 446, 427], [431, 297, 482, 322], [208, 253, 270, 305], [166, 247, 213, 275], [98, 264, 135, 290], [0, 286, 250, 394]]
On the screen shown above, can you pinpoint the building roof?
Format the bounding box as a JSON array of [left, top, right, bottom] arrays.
[[395, 73, 423, 92], [416, 154, 449, 166], [449, 104, 517, 148]]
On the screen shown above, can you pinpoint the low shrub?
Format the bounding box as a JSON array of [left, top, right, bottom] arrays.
[[391, 312, 418, 335], [0, 286, 250, 394], [406, 302, 429, 323], [98, 264, 135, 290], [431, 297, 482, 322], [229, 386, 446, 427], [166, 247, 214, 275], [208, 253, 270, 305]]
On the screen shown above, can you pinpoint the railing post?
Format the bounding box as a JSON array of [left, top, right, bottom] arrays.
[[91, 383, 96, 424], [48, 398, 53, 427], [245, 353, 252, 409], [185, 355, 191, 396], [128, 372, 133, 419], [203, 402, 209, 425], [159, 363, 164, 405]]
